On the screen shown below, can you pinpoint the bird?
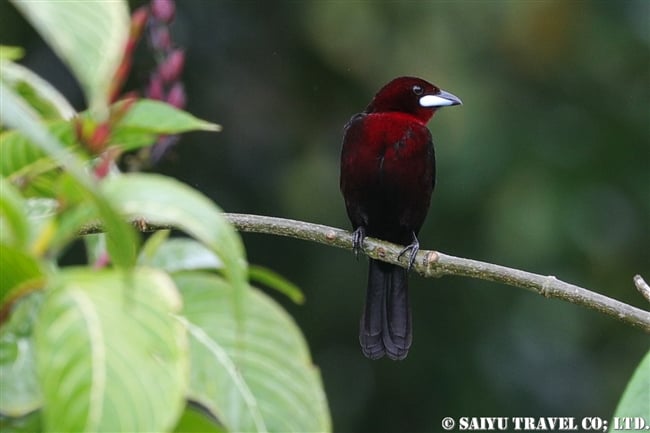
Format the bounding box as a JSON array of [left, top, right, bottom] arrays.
[[340, 76, 461, 360]]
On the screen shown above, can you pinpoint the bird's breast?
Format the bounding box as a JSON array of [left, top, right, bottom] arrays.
[[340, 112, 436, 241], [342, 112, 433, 187]]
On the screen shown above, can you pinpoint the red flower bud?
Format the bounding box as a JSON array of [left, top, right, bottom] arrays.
[[166, 82, 186, 109], [151, 0, 175, 23], [94, 156, 112, 179], [93, 148, 121, 180], [87, 122, 111, 154], [149, 25, 172, 51], [159, 49, 185, 82], [130, 6, 149, 38], [147, 73, 165, 100]]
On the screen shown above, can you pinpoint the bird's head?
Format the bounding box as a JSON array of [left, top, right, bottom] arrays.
[[365, 76, 462, 123]]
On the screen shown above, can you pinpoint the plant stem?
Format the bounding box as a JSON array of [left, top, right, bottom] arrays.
[[221, 213, 650, 333], [79, 212, 650, 332]]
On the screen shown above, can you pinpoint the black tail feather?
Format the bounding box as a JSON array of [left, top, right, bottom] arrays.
[[359, 259, 412, 360]]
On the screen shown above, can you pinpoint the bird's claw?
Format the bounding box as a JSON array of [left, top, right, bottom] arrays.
[[352, 226, 366, 259], [398, 232, 420, 271]]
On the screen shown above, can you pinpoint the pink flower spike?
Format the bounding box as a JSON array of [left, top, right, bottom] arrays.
[[150, 26, 172, 51], [166, 82, 186, 108], [159, 49, 185, 82], [151, 0, 175, 23], [147, 73, 165, 100]]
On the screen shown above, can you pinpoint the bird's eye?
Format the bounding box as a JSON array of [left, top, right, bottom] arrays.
[[412, 85, 424, 96]]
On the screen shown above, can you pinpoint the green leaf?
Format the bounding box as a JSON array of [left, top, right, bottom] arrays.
[[0, 60, 76, 120], [33, 268, 188, 433], [0, 177, 29, 248], [0, 83, 86, 191], [249, 265, 305, 304], [177, 272, 331, 433], [102, 173, 247, 317], [118, 99, 222, 134], [0, 293, 44, 417], [10, 0, 129, 113], [23, 198, 58, 255], [0, 45, 25, 61], [17, 172, 60, 199], [173, 403, 227, 433], [0, 82, 138, 268], [108, 127, 158, 152], [24, 198, 58, 220], [612, 349, 650, 424], [138, 229, 171, 263], [0, 410, 42, 433], [140, 238, 223, 273], [0, 101, 215, 180], [0, 244, 44, 306], [47, 202, 101, 259], [0, 121, 74, 179], [83, 233, 107, 266]]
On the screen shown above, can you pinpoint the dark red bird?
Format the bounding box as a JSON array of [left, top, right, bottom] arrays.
[[340, 76, 461, 360]]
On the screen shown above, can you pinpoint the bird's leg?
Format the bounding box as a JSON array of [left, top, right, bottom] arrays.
[[398, 232, 420, 271], [352, 226, 366, 259]]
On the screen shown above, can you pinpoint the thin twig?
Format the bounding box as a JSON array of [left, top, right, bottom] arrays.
[[634, 275, 650, 303], [79, 213, 650, 332], [221, 213, 650, 333]]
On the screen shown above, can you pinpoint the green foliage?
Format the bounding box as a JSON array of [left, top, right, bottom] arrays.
[[10, 0, 129, 113], [35, 268, 187, 432], [173, 404, 227, 433], [179, 272, 330, 432], [0, 1, 330, 432], [0, 46, 24, 61], [0, 293, 43, 416], [140, 236, 223, 273], [0, 179, 28, 247], [0, 60, 75, 120], [119, 99, 222, 134], [249, 265, 305, 304], [612, 349, 650, 422]]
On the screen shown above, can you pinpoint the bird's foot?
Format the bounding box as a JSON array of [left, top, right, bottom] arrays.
[[398, 232, 420, 271], [352, 226, 366, 259]]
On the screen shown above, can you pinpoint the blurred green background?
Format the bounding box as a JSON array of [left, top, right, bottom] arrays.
[[2, 1, 648, 431]]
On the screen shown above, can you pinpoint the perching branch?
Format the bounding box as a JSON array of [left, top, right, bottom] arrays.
[[219, 213, 650, 333], [81, 213, 650, 332], [634, 275, 650, 303]]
